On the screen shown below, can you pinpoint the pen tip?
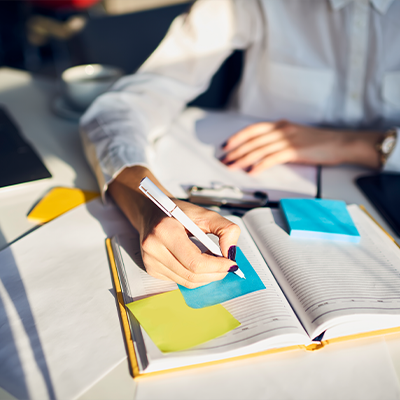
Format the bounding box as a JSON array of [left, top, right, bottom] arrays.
[[235, 269, 246, 279]]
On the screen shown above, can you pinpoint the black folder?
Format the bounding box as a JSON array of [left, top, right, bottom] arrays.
[[356, 173, 400, 236], [0, 106, 51, 188]]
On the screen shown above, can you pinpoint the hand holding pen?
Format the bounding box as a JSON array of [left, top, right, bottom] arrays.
[[107, 166, 241, 288], [139, 177, 245, 282]]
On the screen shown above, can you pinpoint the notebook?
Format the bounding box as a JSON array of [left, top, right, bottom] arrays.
[[107, 204, 400, 377]]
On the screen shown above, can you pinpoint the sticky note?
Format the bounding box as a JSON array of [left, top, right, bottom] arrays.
[[28, 187, 99, 224], [126, 290, 240, 352], [178, 247, 266, 309], [280, 198, 360, 242]]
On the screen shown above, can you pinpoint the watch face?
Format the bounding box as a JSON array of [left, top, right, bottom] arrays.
[[382, 136, 396, 154]]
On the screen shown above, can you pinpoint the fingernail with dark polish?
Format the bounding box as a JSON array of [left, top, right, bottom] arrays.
[[228, 265, 239, 272], [244, 166, 252, 173], [228, 245, 237, 261], [219, 155, 226, 162], [226, 160, 235, 166], [221, 141, 228, 148]]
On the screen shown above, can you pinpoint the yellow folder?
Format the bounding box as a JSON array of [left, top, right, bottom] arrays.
[[28, 187, 100, 224]]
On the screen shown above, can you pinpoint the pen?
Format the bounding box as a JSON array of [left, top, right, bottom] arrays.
[[139, 177, 245, 279]]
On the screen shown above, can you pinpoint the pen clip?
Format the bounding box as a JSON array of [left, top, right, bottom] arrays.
[[139, 184, 173, 217]]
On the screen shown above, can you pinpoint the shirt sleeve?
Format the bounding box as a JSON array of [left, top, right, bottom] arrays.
[[79, 0, 262, 199], [383, 127, 400, 172]]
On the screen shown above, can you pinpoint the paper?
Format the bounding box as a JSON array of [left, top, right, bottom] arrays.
[[178, 247, 266, 309], [0, 199, 133, 400], [151, 109, 317, 202], [126, 290, 240, 353], [280, 198, 360, 242], [115, 226, 309, 373], [27, 187, 99, 224], [242, 205, 400, 339]]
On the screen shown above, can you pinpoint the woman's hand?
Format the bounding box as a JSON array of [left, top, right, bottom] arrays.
[[108, 166, 240, 288], [220, 120, 382, 173], [140, 199, 240, 288]]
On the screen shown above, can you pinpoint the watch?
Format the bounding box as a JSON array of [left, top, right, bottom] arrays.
[[377, 128, 397, 167]]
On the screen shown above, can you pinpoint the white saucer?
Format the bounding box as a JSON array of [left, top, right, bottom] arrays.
[[51, 95, 83, 122]]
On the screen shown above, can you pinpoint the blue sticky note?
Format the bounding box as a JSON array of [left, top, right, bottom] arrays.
[[178, 247, 266, 309], [280, 198, 360, 243]]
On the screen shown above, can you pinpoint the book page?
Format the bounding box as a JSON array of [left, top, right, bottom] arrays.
[[117, 217, 309, 372], [243, 206, 400, 339], [150, 108, 317, 202]]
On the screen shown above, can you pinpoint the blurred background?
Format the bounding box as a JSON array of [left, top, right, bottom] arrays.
[[0, 0, 243, 109]]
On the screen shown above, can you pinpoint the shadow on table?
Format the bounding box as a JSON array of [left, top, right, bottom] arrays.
[[0, 228, 56, 400]]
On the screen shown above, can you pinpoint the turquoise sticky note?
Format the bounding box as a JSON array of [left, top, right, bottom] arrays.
[[178, 247, 266, 309], [280, 198, 360, 243]]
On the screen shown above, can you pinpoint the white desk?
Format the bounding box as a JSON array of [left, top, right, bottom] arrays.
[[0, 68, 98, 251], [1, 68, 400, 400]]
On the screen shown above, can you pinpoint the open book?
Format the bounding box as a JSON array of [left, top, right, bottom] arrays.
[[107, 205, 400, 376]]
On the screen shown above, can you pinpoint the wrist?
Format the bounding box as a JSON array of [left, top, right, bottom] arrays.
[[108, 166, 173, 234], [342, 130, 382, 168]]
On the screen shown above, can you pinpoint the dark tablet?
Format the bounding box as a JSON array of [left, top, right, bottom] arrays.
[[356, 173, 400, 236], [0, 106, 51, 188]]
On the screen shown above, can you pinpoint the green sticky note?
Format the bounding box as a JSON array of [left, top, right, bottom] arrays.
[[126, 290, 240, 353]]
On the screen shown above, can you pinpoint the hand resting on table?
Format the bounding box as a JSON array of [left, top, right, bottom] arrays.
[[220, 120, 382, 173]]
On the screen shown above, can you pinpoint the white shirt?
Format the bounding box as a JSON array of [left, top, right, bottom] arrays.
[[80, 0, 400, 196]]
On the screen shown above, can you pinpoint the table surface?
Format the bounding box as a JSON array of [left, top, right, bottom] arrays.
[[1, 67, 400, 400]]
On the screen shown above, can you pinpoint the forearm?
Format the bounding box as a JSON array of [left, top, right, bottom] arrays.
[[107, 165, 170, 236]]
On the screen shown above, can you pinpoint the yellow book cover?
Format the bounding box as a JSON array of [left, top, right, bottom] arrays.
[[107, 205, 400, 379]]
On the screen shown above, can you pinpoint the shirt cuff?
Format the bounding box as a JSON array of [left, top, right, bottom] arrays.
[[80, 125, 150, 203]]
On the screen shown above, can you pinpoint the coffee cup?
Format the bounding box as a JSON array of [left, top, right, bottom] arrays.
[[61, 64, 123, 111]]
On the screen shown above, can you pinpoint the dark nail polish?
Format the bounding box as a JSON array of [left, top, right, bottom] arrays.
[[226, 160, 235, 166], [228, 245, 237, 261], [244, 166, 253, 173], [228, 265, 239, 272], [221, 141, 228, 148], [219, 155, 226, 162]]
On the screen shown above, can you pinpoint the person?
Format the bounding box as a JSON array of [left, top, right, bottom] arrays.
[[80, 0, 400, 288]]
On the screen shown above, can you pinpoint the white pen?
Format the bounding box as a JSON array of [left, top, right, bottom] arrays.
[[139, 177, 245, 279]]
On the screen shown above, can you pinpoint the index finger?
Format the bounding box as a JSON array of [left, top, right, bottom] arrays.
[[223, 122, 278, 151], [200, 213, 241, 259], [167, 232, 238, 275]]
